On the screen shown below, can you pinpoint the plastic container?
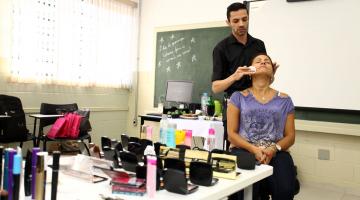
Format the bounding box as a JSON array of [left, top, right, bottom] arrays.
[[159, 114, 168, 144], [166, 123, 177, 148], [146, 155, 157, 199], [201, 92, 209, 116], [184, 130, 192, 147], [206, 128, 216, 151], [146, 126, 153, 140]]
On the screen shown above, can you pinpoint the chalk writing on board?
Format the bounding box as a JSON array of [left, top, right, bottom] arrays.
[[157, 35, 197, 73]]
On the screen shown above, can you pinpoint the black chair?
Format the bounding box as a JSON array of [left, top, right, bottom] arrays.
[[101, 136, 112, 150], [38, 103, 91, 154], [129, 136, 140, 143], [0, 95, 36, 147], [121, 134, 129, 150]]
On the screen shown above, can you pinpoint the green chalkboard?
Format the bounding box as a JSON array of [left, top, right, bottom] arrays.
[[154, 26, 231, 107]]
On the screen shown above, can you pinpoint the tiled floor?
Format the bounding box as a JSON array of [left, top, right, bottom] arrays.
[[295, 184, 360, 200]]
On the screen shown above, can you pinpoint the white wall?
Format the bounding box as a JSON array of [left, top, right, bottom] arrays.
[[134, 0, 360, 195]]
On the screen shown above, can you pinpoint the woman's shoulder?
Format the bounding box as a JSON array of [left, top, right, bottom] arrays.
[[231, 90, 250, 98], [277, 90, 291, 99]]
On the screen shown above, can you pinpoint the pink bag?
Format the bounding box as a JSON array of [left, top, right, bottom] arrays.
[[68, 113, 82, 138], [47, 113, 82, 139], [47, 117, 67, 139]]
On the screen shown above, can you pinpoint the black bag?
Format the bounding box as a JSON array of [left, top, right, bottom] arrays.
[[0, 95, 29, 142], [74, 109, 92, 136]]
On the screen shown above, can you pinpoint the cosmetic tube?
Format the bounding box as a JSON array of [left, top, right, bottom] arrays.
[[24, 150, 32, 197], [31, 147, 40, 199], [51, 151, 60, 200], [146, 155, 157, 199], [7, 149, 16, 200], [12, 154, 21, 200], [0, 146, 3, 188], [2, 149, 10, 191], [35, 152, 47, 200]]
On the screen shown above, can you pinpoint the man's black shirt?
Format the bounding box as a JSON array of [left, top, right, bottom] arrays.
[[212, 33, 266, 96]]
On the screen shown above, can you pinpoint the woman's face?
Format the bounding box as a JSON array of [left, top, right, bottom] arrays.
[[251, 55, 274, 76]]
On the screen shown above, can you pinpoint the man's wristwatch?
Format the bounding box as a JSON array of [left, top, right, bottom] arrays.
[[275, 144, 282, 152]]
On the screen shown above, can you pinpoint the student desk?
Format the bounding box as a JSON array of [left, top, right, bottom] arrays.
[[139, 115, 224, 149], [29, 114, 63, 146], [26, 156, 272, 200]]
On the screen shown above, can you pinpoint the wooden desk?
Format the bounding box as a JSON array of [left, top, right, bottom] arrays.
[[29, 114, 63, 146]]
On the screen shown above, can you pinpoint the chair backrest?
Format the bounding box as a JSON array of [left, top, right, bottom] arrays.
[[39, 103, 78, 128], [121, 134, 129, 150], [0, 95, 29, 142]]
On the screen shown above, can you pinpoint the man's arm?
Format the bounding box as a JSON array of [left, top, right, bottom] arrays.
[[212, 67, 254, 94]]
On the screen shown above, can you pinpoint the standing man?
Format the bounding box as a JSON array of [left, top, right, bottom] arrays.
[[212, 2, 267, 150]]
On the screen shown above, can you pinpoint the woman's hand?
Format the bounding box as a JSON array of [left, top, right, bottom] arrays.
[[252, 146, 266, 163], [262, 146, 277, 164]]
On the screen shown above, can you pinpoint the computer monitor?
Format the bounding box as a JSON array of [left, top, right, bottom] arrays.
[[165, 80, 193, 104]]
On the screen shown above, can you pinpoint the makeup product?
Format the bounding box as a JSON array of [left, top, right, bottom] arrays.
[[24, 150, 32, 196], [31, 147, 40, 199], [7, 149, 16, 200], [0, 146, 3, 189], [12, 154, 21, 200], [2, 149, 9, 190], [249, 66, 256, 72], [146, 155, 157, 199], [35, 152, 47, 200], [51, 151, 60, 200]]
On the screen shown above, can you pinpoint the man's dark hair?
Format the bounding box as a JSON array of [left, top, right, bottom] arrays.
[[227, 2, 248, 21]]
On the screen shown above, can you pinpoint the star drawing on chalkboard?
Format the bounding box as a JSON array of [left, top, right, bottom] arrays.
[[166, 66, 171, 72], [191, 54, 197, 62], [170, 34, 175, 40], [176, 62, 181, 69], [160, 37, 164, 43], [191, 37, 196, 43]]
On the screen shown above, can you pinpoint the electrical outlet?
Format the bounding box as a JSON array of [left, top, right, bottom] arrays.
[[318, 149, 330, 160]]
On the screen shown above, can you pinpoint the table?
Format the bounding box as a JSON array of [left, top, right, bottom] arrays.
[[139, 115, 224, 149], [30, 156, 273, 200], [29, 114, 63, 146]]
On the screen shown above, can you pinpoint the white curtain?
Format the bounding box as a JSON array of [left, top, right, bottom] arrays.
[[10, 0, 138, 88]]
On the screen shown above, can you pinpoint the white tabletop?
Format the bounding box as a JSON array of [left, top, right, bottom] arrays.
[[34, 156, 272, 200], [0, 115, 10, 118], [29, 114, 63, 118]]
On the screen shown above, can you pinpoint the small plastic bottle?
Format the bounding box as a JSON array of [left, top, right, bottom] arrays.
[[184, 130, 192, 147], [146, 155, 157, 199], [159, 114, 168, 144], [206, 128, 216, 151], [146, 126, 153, 141], [166, 123, 177, 148]]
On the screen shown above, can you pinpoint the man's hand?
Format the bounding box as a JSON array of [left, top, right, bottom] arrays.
[[273, 62, 280, 74], [231, 66, 255, 81]]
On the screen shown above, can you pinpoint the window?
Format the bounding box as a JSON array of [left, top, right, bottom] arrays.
[[10, 0, 138, 88]]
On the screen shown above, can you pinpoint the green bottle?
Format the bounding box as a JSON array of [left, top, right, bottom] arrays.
[[207, 95, 215, 116]]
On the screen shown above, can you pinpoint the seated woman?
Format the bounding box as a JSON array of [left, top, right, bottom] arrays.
[[227, 53, 296, 200]]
